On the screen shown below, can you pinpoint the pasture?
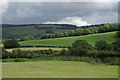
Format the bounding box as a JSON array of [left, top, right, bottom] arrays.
[[6, 47, 67, 52], [2, 61, 118, 78], [19, 31, 116, 47]]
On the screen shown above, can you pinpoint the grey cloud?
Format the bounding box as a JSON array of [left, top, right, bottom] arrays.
[[2, 2, 118, 25]]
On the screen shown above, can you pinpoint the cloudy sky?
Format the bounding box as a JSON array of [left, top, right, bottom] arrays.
[[1, 1, 118, 26]]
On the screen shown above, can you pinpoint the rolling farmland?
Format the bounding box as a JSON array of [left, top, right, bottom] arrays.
[[19, 31, 116, 47]]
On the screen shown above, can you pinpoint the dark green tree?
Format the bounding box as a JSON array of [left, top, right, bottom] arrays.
[[72, 40, 93, 50], [116, 31, 120, 38], [2, 47, 10, 59], [83, 29, 89, 35], [95, 40, 113, 50], [4, 39, 20, 49], [68, 40, 93, 56], [75, 28, 83, 36], [111, 39, 120, 52]]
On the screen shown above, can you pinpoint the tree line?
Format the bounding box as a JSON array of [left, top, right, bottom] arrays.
[[19, 23, 118, 41], [2, 48, 57, 59], [2, 39, 120, 65]]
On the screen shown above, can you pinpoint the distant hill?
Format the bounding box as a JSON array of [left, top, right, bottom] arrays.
[[2, 23, 111, 39], [80, 24, 105, 29], [2, 24, 77, 39]]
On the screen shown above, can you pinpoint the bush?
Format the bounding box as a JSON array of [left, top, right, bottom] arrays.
[[13, 58, 25, 62], [4, 39, 20, 49], [95, 40, 113, 50], [60, 49, 67, 55], [30, 53, 39, 59], [2, 48, 58, 59], [88, 50, 120, 58], [102, 57, 119, 65], [68, 40, 92, 56], [116, 31, 120, 38], [2, 47, 11, 59], [72, 40, 93, 50], [68, 47, 88, 56], [111, 39, 120, 52]]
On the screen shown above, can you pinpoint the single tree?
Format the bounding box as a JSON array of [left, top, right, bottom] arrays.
[[4, 39, 20, 49]]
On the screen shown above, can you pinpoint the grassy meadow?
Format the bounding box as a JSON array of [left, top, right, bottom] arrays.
[[2, 61, 118, 78], [6, 47, 67, 52], [19, 31, 116, 47]]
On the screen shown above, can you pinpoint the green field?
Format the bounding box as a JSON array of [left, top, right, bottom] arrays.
[[20, 31, 116, 47], [2, 61, 118, 78], [6, 47, 67, 52]]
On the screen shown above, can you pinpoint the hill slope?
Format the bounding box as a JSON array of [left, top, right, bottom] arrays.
[[2, 23, 108, 39], [2, 24, 77, 39], [19, 31, 116, 47]]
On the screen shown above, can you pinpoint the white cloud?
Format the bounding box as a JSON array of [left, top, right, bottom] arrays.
[[42, 17, 90, 26]]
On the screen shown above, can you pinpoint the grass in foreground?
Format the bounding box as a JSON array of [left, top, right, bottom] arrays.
[[19, 31, 116, 47], [2, 61, 118, 78]]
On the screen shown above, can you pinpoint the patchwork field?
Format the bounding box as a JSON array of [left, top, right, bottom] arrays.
[[2, 61, 118, 78], [19, 31, 116, 47]]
